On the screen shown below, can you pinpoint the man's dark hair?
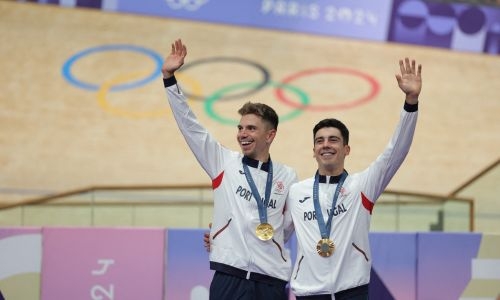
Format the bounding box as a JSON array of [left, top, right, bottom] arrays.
[[238, 102, 279, 130], [313, 118, 349, 145]]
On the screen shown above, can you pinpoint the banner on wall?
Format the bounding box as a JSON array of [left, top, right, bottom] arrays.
[[162, 230, 500, 299], [30, 0, 500, 54], [62, 0, 393, 42], [40, 227, 165, 300], [1, 226, 499, 299]]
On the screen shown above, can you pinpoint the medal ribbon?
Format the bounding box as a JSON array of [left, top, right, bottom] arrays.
[[313, 170, 348, 239], [243, 159, 273, 224]]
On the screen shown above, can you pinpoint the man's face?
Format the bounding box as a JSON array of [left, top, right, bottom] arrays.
[[313, 127, 350, 174], [237, 114, 275, 161]]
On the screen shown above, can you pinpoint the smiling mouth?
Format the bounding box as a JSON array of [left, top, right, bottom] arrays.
[[321, 151, 335, 157]]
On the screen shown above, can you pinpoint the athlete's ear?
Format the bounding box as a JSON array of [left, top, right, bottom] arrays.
[[266, 128, 276, 144]]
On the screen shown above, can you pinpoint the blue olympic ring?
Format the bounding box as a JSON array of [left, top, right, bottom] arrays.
[[62, 44, 163, 91]]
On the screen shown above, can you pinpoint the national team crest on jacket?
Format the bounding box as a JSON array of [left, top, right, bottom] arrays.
[[274, 180, 285, 195]]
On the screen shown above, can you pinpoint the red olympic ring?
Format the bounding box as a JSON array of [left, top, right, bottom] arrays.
[[274, 67, 380, 112]]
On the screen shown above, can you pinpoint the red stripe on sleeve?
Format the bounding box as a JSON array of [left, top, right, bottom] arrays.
[[212, 171, 224, 189], [361, 192, 374, 214]]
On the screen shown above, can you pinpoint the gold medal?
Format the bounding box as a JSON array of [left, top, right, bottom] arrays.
[[256, 223, 274, 241], [316, 238, 335, 257]]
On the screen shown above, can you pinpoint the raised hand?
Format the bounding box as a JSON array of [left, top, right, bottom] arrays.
[[162, 39, 187, 78], [395, 58, 422, 105]]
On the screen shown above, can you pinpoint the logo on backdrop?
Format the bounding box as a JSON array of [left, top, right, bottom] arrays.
[[62, 46, 379, 122]]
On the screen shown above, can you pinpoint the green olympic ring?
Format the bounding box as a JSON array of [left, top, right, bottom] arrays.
[[204, 81, 310, 126]]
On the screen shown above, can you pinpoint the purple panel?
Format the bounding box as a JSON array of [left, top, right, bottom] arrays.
[[485, 22, 500, 53], [164, 229, 212, 300], [370, 268, 396, 300], [388, 0, 500, 54], [370, 233, 417, 300], [417, 232, 481, 300]]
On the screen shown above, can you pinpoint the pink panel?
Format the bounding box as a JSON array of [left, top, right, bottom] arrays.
[[41, 227, 165, 300]]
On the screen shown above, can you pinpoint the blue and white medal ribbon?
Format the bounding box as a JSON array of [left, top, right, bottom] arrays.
[[243, 159, 274, 241], [313, 170, 347, 257]]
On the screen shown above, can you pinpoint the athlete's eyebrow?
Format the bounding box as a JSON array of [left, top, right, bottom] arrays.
[[237, 124, 258, 130], [314, 135, 341, 143]]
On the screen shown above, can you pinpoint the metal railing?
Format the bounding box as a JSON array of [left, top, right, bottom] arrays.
[[0, 185, 474, 231]]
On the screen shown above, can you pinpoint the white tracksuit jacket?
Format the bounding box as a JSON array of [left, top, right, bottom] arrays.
[[288, 103, 418, 297], [164, 76, 298, 282]]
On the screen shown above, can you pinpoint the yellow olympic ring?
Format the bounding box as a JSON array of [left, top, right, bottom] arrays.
[[96, 71, 202, 119], [176, 72, 203, 101]]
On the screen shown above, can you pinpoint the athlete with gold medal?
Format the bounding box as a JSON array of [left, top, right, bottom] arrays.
[[163, 39, 298, 300], [288, 57, 423, 299]]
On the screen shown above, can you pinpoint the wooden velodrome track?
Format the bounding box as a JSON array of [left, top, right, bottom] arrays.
[[0, 1, 499, 231]]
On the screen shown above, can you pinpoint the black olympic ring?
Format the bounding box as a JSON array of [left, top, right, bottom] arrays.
[[178, 57, 270, 101]]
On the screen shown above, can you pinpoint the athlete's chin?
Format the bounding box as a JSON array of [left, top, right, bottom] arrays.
[[241, 148, 255, 158], [319, 160, 337, 170]]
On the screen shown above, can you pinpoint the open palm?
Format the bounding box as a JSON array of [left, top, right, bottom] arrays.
[[162, 39, 187, 78], [396, 58, 422, 103]]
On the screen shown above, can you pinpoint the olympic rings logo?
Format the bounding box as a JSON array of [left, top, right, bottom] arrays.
[[62, 44, 380, 124], [204, 80, 310, 126]]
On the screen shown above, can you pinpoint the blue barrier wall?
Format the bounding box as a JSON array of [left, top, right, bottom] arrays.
[[1, 228, 499, 299]]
